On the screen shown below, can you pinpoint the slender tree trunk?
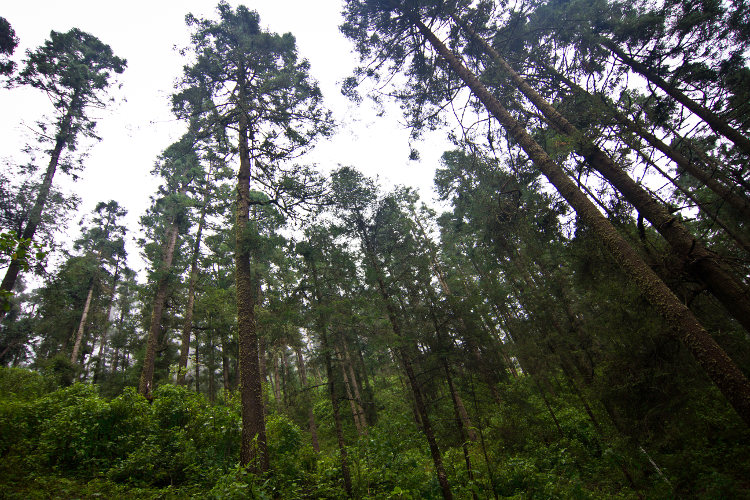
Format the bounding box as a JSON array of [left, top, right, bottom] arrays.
[[222, 332, 231, 392], [235, 72, 268, 472], [400, 349, 453, 500], [307, 256, 353, 496], [416, 18, 750, 426], [178, 176, 210, 384], [208, 334, 216, 403], [543, 59, 750, 219], [444, 361, 477, 442], [339, 351, 365, 435], [544, 62, 750, 242], [111, 348, 120, 374], [138, 221, 180, 398], [272, 354, 282, 404], [446, 363, 479, 500], [110, 294, 127, 375], [457, 17, 750, 333], [194, 331, 200, 394], [281, 347, 289, 408], [625, 137, 750, 255], [70, 282, 95, 364], [340, 334, 368, 429], [94, 259, 122, 382], [356, 215, 453, 499], [1, 90, 79, 300], [599, 36, 750, 156], [296, 347, 321, 453], [356, 344, 377, 424]]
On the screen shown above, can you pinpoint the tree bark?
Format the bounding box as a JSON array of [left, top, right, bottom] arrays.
[[599, 36, 750, 156], [543, 63, 750, 238], [235, 70, 268, 472], [138, 221, 180, 398], [177, 173, 211, 385], [339, 334, 368, 431], [94, 262, 121, 382], [70, 282, 95, 364], [194, 331, 200, 393], [456, 17, 750, 334], [1, 89, 80, 299], [296, 347, 321, 453], [307, 255, 353, 496], [415, 17, 750, 426], [222, 332, 231, 392], [355, 213, 453, 499], [444, 361, 477, 442]]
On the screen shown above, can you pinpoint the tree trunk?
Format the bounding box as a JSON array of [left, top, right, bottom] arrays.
[[296, 347, 321, 453], [94, 259, 122, 382], [235, 71, 268, 472], [307, 255, 353, 496], [340, 334, 368, 429], [1, 90, 80, 300], [222, 332, 231, 392], [599, 36, 750, 156], [111, 348, 120, 374], [208, 334, 216, 403], [546, 62, 750, 217], [194, 331, 200, 393], [416, 17, 750, 427], [444, 361, 477, 442], [339, 347, 366, 436], [138, 221, 180, 398], [356, 213, 453, 499], [177, 175, 210, 385], [457, 17, 750, 334], [272, 354, 282, 404], [70, 282, 95, 364]]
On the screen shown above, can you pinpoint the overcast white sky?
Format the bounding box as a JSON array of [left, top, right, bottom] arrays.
[[1, 1, 453, 277]]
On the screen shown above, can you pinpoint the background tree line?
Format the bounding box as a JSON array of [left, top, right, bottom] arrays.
[[1, 0, 749, 497]]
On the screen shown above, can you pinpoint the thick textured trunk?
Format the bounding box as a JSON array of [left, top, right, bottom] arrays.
[[177, 182, 209, 385], [458, 17, 750, 334], [70, 282, 95, 364], [235, 77, 268, 472], [417, 18, 750, 426], [138, 221, 180, 398], [1, 90, 79, 299], [599, 36, 750, 156]]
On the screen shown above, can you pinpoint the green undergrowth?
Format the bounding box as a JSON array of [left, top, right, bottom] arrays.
[[1, 367, 747, 498]]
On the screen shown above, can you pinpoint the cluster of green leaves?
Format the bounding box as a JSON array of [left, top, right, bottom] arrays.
[[0, 231, 45, 310], [0, 369, 239, 493]]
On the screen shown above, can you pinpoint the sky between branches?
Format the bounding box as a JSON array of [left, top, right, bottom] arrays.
[[0, 0, 452, 277]]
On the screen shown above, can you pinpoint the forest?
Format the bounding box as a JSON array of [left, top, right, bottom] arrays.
[[1, 0, 749, 498]]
